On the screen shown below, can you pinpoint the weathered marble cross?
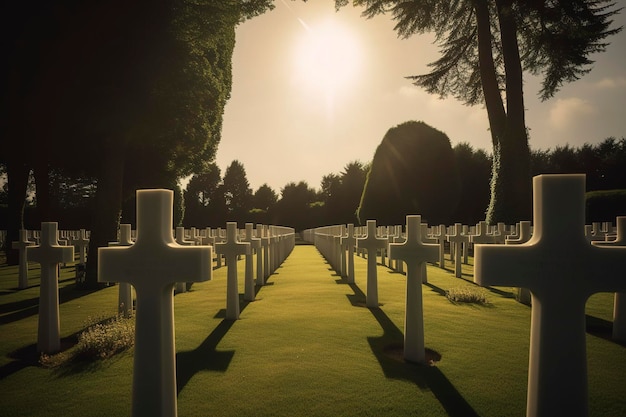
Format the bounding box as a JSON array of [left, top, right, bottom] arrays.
[[357, 220, 388, 308], [27, 222, 75, 353], [215, 222, 250, 320], [243, 223, 261, 301], [388, 215, 439, 363], [474, 174, 626, 417], [98, 189, 212, 417], [12, 229, 35, 289]]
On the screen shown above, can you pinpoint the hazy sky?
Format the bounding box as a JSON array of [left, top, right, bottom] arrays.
[[217, 0, 626, 193]]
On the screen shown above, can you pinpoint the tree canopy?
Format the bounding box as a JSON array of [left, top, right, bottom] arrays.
[[338, 0, 622, 224], [0, 0, 274, 280], [358, 121, 461, 226]]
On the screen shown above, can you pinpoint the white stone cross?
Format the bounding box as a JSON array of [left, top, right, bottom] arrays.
[[258, 224, 271, 280], [341, 224, 357, 284], [388, 215, 439, 363], [592, 216, 626, 342], [470, 221, 496, 244], [108, 224, 135, 317], [215, 222, 250, 320], [12, 229, 35, 289], [433, 224, 447, 269], [175, 226, 195, 246], [447, 223, 470, 278], [71, 228, 90, 264], [357, 220, 388, 308], [242, 223, 261, 301], [98, 189, 212, 417], [505, 220, 534, 305], [255, 224, 266, 284], [26, 222, 74, 353], [474, 174, 626, 417], [506, 221, 532, 245]]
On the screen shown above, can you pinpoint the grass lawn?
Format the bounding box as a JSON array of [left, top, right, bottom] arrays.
[[1, 244, 625, 416]]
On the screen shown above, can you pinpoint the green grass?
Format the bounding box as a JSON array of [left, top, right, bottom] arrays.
[[0, 246, 624, 416]]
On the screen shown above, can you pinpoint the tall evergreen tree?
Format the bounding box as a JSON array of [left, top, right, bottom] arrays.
[[222, 160, 253, 221], [339, 0, 622, 224]]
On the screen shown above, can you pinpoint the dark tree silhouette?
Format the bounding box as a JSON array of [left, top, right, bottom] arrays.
[[222, 160, 253, 222], [451, 143, 492, 225], [275, 181, 321, 231], [253, 184, 279, 212], [358, 121, 461, 226], [183, 163, 223, 227]]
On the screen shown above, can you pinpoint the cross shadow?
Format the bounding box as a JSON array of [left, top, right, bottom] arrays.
[[423, 282, 447, 297], [585, 314, 626, 346], [176, 286, 266, 394], [175, 319, 237, 394], [0, 284, 101, 325], [346, 281, 479, 417], [0, 332, 80, 379], [484, 286, 515, 298]]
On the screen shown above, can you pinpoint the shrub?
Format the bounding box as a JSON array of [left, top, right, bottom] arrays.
[[39, 315, 135, 368], [357, 120, 461, 226], [446, 287, 488, 305], [75, 315, 135, 360]]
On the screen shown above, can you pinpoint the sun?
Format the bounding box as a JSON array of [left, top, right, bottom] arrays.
[[292, 18, 363, 97]]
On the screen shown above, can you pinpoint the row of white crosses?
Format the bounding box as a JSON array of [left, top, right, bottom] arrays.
[[98, 189, 295, 417], [106, 222, 290, 316], [310, 174, 626, 417], [10, 228, 90, 289], [14, 189, 294, 417]]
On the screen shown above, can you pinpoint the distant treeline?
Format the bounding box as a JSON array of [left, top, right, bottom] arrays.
[[1, 136, 625, 231]]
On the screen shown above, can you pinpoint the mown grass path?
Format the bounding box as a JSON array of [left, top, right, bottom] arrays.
[[1, 245, 624, 416]]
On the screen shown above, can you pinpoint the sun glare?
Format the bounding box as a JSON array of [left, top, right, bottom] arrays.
[[293, 18, 363, 97]]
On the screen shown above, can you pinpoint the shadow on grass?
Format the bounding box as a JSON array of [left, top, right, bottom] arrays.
[[176, 278, 276, 395], [0, 284, 102, 325], [484, 286, 515, 299], [175, 318, 237, 394], [423, 282, 447, 297], [0, 332, 81, 379], [344, 280, 479, 417], [586, 314, 626, 346]]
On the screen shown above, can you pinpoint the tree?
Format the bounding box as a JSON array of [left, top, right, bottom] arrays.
[[183, 163, 223, 227], [339, 0, 622, 224], [275, 181, 321, 230], [253, 184, 278, 211], [222, 160, 253, 221], [451, 143, 492, 224], [337, 161, 369, 225], [321, 161, 369, 225], [1, 1, 274, 279], [357, 121, 461, 226]]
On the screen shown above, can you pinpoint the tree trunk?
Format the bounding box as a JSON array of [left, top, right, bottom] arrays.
[[83, 139, 126, 289], [486, 0, 532, 224], [4, 158, 30, 265], [474, 0, 507, 148], [33, 158, 52, 222]]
